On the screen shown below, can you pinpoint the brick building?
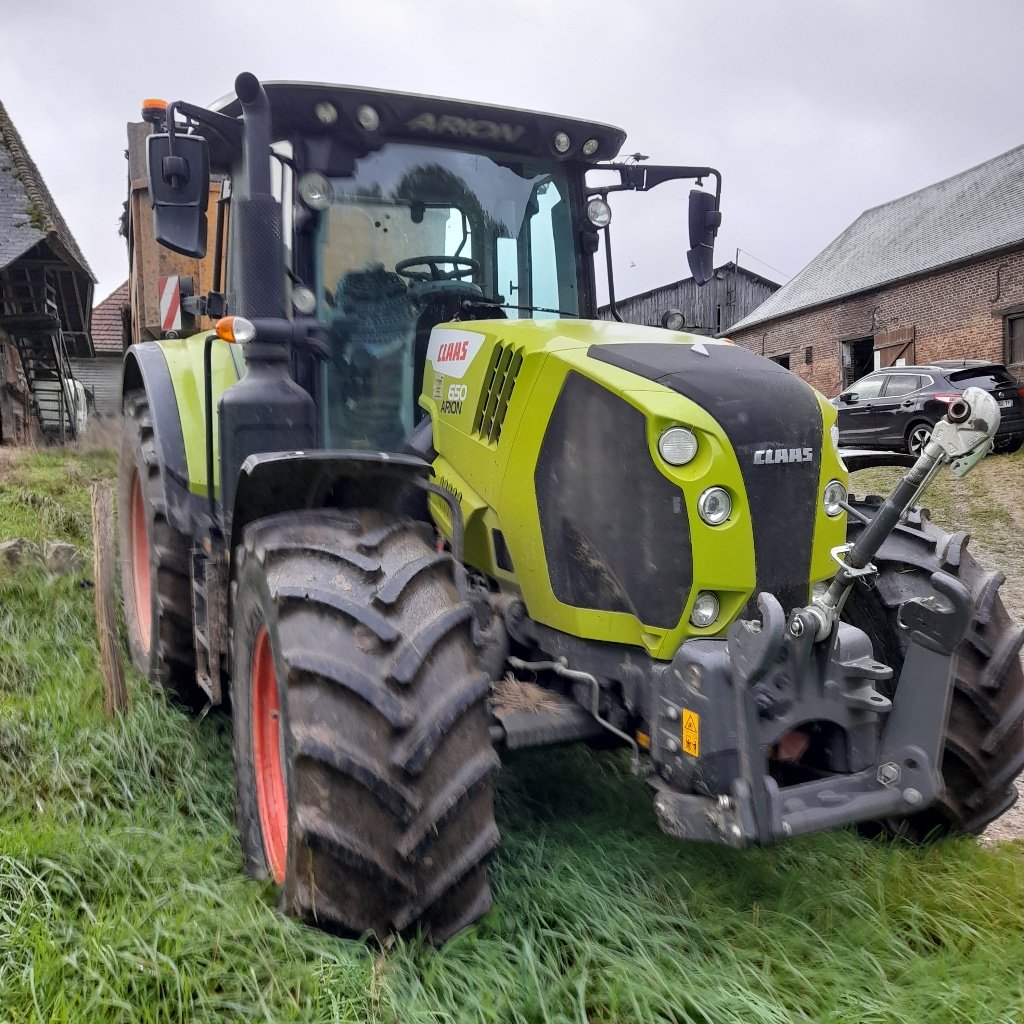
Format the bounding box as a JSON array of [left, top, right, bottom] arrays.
[[728, 144, 1024, 396]]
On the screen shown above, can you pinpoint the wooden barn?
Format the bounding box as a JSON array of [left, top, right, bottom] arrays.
[[0, 100, 94, 443], [599, 262, 780, 336]]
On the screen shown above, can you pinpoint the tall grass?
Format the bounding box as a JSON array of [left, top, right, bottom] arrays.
[[0, 448, 1023, 1022]]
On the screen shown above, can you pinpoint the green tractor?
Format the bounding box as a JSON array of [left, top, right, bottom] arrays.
[[120, 72, 1024, 942]]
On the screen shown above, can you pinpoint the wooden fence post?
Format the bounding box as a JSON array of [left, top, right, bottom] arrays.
[[91, 482, 128, 716]]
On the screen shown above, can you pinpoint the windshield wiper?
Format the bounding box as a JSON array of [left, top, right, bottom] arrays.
[[461, 298, 579, 319]]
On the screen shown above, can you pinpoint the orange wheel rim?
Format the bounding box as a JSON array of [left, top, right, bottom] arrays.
[[252, 625, 288, 883], [130, 472, 152, 652]]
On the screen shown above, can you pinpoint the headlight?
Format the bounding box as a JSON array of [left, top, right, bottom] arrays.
[[823, 479, 847, 516], [587, 198, 612, 228], [690, 592, 720, 628], [658, 427, 698, 466], [298, 172, 334, 210], [698, 487, 732, 526], [830, 423, 840, 451], [553, 131, 571, 154], [661, 309, 686, 331]]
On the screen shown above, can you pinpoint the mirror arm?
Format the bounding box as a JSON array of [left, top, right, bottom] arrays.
[[603, 224, 622, 323], [167, 100, 244, 153]]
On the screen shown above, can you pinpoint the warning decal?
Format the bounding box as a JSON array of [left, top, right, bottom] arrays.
[[682, 710, 700, 757]]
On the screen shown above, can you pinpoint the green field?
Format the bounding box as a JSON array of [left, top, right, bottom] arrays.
[[1, 445, 1023, 1023]]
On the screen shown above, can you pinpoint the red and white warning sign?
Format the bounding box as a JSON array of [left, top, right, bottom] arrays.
[[159, 276, 182, 335]]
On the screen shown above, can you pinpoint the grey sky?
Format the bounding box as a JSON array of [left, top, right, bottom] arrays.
[[3, 0, 1023, 308]]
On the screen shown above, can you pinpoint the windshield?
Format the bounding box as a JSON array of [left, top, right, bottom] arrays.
[[308, 143, 578, 450]]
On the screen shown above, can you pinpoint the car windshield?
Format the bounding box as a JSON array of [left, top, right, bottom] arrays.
[[948, 366, 1015, 389], [311, 143, 579, 449]]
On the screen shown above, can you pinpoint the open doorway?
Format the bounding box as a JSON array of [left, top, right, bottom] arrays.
[[841, 337, 874, 389]]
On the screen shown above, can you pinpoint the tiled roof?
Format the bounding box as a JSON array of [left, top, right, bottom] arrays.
[[731, 142, 1024, 333], [91, 281, 128, 354], [0, 100, 95, 279]]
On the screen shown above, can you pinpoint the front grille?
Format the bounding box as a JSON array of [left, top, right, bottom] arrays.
[[473, 344, 522, 443]]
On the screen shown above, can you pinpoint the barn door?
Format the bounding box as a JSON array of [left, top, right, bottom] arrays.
[[873, 326, 916, 369]]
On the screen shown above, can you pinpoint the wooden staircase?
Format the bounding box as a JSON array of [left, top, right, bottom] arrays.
[[0, 266, 79, 442]]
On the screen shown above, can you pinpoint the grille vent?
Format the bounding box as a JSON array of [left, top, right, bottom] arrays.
[[473, 344, 523, 443]]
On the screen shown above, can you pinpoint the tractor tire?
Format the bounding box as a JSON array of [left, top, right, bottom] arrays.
[[230, 507, 499, 942], [843, 496, 1024, 838], [119, 391, 201, 705]]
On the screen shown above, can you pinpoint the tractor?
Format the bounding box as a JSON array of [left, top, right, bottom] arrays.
[[120, 72, 1024, 943]]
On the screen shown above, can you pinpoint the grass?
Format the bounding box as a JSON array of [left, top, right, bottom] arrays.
[[1, 445, 1024, 1022]]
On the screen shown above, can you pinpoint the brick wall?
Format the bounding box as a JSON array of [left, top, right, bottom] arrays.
[[728, 247, 1024, 396]]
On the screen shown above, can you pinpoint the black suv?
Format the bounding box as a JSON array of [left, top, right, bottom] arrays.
[[834, 361, 1024, 455]]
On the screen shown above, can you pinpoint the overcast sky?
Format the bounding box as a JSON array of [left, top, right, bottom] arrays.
[[3, 0, 1023, 308]]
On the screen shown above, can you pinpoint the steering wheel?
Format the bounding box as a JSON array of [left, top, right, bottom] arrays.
[[394, 255, 480, 283]]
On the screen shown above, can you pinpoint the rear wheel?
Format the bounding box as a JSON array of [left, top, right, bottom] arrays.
[[230, 507, 499, 942], [843, 497, 1024, 837], [994, 434, 1023, 455], [905, 421, 932, 457], [119, 391, 200, 704]]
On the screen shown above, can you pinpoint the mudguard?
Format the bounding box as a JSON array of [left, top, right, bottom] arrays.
[[122, 342, 198, 535], [228, 450, 434, 552]]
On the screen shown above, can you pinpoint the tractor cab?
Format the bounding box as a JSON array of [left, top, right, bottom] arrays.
[[146, 77, 721, 456]]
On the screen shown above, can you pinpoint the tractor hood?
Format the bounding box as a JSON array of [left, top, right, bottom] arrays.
[[421, 318, 847, 659]]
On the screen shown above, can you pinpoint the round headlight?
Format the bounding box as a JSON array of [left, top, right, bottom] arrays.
[[553, 131, 571, 154], [582, 138, 600, 156], [661, 309, 685, 332], [292, 285, 317, 316], [823, 479, 847, 517], [586, 198, 612, 228], [658, 427, 698, 466], [698, 487, 732, 526], [298, 172, 334, 210], [690, 592, 720, 628], [356, 104, 380, 131], [314, 101, 338, 126]]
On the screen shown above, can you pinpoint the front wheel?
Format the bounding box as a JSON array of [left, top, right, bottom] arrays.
[[230, 508, 499, 942], [843, 498, 1024, 837]]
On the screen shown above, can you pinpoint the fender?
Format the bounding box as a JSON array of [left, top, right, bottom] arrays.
[[122, 343, 198, 534], [229, 450, 438, 553]]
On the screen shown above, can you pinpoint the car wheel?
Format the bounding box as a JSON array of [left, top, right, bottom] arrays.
[[905, 422, 932, 457], [994, 434, 1023, 455]]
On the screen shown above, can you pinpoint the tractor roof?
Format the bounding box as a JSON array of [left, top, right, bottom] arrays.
[[212, 80, 626, 164]]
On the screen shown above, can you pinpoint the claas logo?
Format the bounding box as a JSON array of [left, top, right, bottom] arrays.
[[436, 340, 471, 363]]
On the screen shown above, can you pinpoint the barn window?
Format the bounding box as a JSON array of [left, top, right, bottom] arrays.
[[770, 353, 791, 370], [1007, 313, 1024, 366]]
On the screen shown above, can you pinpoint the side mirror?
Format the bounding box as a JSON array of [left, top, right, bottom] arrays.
[[840, 392, 857, 405], [686, 189, 722, 286], [146, 132, 209, 258]]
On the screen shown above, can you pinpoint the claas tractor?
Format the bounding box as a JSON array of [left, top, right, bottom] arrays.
[[119, 71, 1024, 942]]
